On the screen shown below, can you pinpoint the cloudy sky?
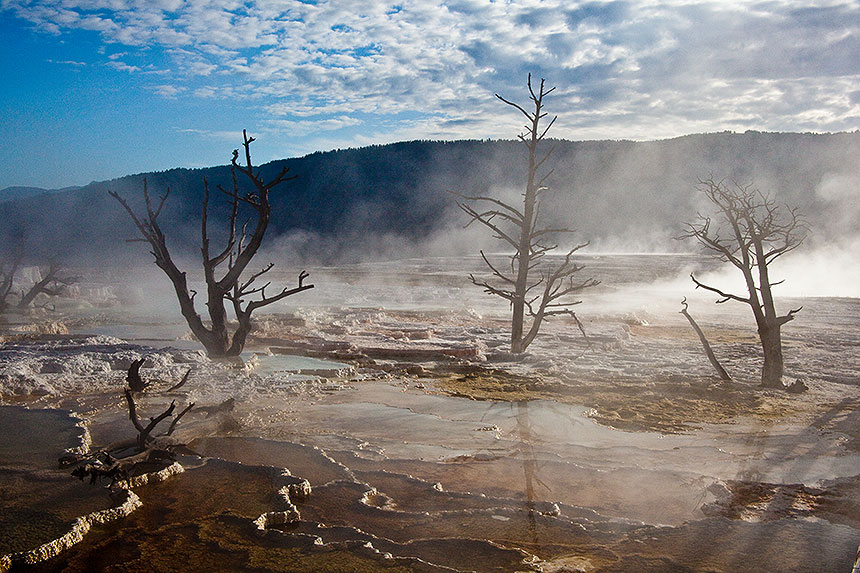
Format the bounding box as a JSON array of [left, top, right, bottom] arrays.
[[1, 0, 858, 189]]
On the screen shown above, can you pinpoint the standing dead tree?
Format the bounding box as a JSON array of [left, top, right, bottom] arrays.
[[0, 252, 22, 312], [17, 261, 79, 309], [680, 297, 731, 381], [455, 75, 598, 353], [109, 130, 314, 357], [681, 178, 806, 388]]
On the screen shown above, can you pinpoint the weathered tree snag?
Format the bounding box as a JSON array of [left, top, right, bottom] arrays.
[[17, 261, 79, 309], [109, 131, 314, 356], [70, 448, 174, 485], [681, 178, 807, 388], [455, 75, 598, 353], [1, 256, 78, 312], [126, 358, 148, 392], [0, 252, 21, 312], [123, 389, 193, 450], [66, 364, 195, 485], [680, 297, 731, 381]]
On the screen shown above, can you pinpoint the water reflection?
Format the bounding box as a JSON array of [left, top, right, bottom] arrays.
[[514, 400, 541, 548]]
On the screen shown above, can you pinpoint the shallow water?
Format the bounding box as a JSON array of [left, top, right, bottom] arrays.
[[0, 406, 84, 468], [243, 352, 352, 376], [3, 254, 860, 571], [212, 381, 860, 526], [0, 407, 118, 557]]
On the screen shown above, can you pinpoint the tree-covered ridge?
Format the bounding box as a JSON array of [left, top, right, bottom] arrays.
[[1, 131, 857, 264]]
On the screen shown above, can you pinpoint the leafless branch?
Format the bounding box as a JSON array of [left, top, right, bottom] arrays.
[[690, 273, 750, 305], [110, 131, 313, 357], [166, 402, 195, 436], [166, 368, 192, 392]]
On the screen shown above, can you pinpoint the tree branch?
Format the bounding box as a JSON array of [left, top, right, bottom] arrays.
[[690, 273, 751, 305]]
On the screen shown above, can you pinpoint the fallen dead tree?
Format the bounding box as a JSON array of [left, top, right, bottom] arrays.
[[64, 363, 194, 485]]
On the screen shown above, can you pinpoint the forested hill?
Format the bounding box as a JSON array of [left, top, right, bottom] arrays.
[[1, 131, 858, 264], [0, 185, 81, 203]]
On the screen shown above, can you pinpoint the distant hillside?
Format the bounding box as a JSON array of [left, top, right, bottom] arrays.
[[0, 132, 858, 264], [0, 185, 80, 203]]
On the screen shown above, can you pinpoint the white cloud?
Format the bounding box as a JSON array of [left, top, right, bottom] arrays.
[[3, 0, 859, 143], [150, 84, 185, 97], [176, 127, 243, 141], [267, 116, 361, 136], [105, 59, 139, 72], [48, 59, 87, 66]]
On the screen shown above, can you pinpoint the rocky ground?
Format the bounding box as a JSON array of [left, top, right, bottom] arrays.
[[2, 255, 860, 571]]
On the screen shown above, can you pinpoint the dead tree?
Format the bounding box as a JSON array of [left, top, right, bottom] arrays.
[[66, 364, 194, 484], [680, 297, 731, 381], [455, 75, 598, 353], [124, 388, 194, 450], [69, 392, 193, 484], [0, 252, 22, 312], [126, 358, 148, 392], [681, 178, 806, 388], [0, 256, 77, 312], [109, 130, 314, 357], [123, 365, 194, 449], [17, 261, 79, 309]]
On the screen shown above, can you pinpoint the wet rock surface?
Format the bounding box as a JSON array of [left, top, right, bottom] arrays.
[[0, 407, 136, 566], [2, 255, 860, 571]]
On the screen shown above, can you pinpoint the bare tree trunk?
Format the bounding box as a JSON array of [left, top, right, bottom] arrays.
[[683, 178, 805, 391], [511, 302, 525, 353], [205, 282, 231, 355], [680, 299, 731, 381], [759, 324, 785, 388], [511, 123, 540, 353], [227, 313, 253, 357], [18, 277, 52, 308], [456, 76, 598, 355], [0, 257, 20, 312], [110, 131, 313, 357]]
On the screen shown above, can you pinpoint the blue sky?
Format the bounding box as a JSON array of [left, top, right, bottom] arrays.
[[1, 0, 858, 190]]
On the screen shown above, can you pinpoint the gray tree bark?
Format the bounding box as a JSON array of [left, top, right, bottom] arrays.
[[455, 75, 598, 354], [682, 178, 805, 388]]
